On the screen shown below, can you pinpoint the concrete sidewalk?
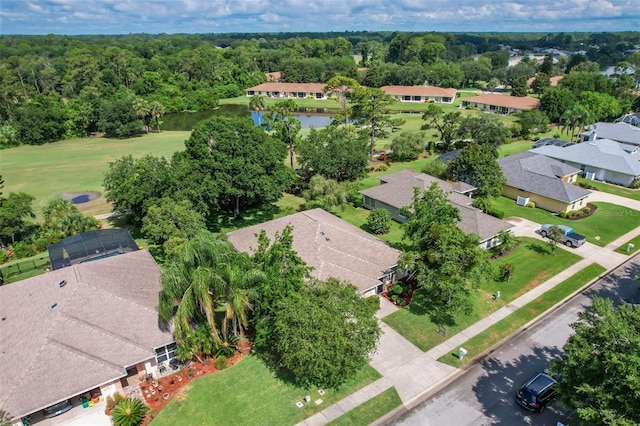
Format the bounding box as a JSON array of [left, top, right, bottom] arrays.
[[296, 212, 638, 426]]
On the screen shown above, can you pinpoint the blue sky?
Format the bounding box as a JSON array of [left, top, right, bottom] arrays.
[[1, 0, 639, 35]]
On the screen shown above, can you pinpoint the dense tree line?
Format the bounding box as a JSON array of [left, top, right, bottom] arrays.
[[2, 31, 638, 146]]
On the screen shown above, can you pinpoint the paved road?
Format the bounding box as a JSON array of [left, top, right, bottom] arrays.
[[385, 255, 640, 426]]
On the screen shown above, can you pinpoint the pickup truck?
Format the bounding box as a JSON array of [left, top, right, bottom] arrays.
[[540, 224, 586, 248]]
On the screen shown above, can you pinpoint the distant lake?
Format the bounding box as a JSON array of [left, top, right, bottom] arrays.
[[162, 104, 337, 131]]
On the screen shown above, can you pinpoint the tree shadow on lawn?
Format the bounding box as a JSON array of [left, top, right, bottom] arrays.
[[526, 242, 550, 255], [209, 203, 281, 233], [405, 288, 457, 328]]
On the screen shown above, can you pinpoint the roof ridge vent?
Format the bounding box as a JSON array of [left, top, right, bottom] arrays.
[[59, 280, 67, 288]]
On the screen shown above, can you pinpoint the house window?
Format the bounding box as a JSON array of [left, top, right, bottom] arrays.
[[413, 96, 421, 101], [155, 343, 177, 365], [363, 196, 374, 208], [403, 95, 411, 101], [247, 91, 255, 96], [315, 92, 323, 98], [398, 213, 407, 220], [443, 97, 452, 103]]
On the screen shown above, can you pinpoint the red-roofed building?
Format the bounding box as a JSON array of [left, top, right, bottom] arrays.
[[461, 94, 540, 114], [381, 85, 457, 104], [245, 82, 327, 99]]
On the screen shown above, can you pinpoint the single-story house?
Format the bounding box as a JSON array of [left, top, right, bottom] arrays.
[[580, 122, 640, 147], [381, 85, 457, 104], [461, 94, 540, 114], [359, 170, 514, 250], [0, 250, 173, 424], [530, 138, 640, 187], [498, 152, 591, 213], [245, 82, 327, 99], [226, 208, 401, 297]]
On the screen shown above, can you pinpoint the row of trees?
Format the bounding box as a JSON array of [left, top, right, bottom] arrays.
[[3, 30, 638, 146]]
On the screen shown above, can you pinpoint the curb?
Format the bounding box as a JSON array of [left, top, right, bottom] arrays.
[[372, 253, 637, 424]]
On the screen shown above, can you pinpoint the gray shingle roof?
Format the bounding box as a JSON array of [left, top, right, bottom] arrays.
[[0, 250, 171, 419], [360, 170, 512, 241], [362, 170, 476, 210], [582, 122, 640, 146], [498, 152, 591, 203], [226, 208, 400, 294], [531, 139, 640, 177]]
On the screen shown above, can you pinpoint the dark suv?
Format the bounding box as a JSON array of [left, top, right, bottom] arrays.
[[515, 372, 557, 413]]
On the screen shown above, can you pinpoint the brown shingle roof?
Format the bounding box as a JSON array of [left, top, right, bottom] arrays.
[[0, 250, 171, 419], [464, 93, 540, 110], [247, 82, 326, 93], [226, 209, 400, 294], [381, 85, 457, 98]]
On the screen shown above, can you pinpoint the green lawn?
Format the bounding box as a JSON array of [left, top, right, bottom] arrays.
[[326, 387, 402, 426], [149, 355, 381, 426], [498, 140, 533, 157], [577, 177, 640, 201], [615, 234, 640, 255], [1, 131, 191, 217], [438, 263, 606, 367], [493, 197, 639, 247], [382, 237, 581, 352]]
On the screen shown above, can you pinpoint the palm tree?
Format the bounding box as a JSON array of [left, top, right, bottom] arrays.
[[132, 98, 151, 133], [561, 104, 593, 142], [248, 94, 266, 125], [213, 253, 264, 340], [149, 100, 165, 133], [110, 398, 148, 426], [159, 232, 237, 345]]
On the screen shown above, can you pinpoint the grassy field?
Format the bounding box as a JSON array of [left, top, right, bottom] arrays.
[[615, 234, 640, 255], [438, 263, 606, 367], [382, 237, 581, 352], [2, 131, 190, 217], [149, 355, 381, 426], [493, 197, 639, 247], [326, 387, 402, 426], [577, 177, 640, 201]]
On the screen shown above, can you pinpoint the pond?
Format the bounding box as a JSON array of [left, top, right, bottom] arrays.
[[161, 104, 337, 131]]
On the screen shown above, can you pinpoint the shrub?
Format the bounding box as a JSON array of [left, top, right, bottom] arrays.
[[107, 392, 125, 410], [630, 177, 640, 189], [111, 398, 149, 426], [486, 207, 505, 219], [376, 163, 388, 172], [581, 207, 591, 215], [499, 262, 515, 282], [11, 241, 37, 259], [388, 284, 403, 296], [421, 160, 447, 179], [0, 250, 6, 264], [215, 356, 228, 370], [559, 211, 567, 218], [366, 208, 392, 235], [526, 201, 536, 208]]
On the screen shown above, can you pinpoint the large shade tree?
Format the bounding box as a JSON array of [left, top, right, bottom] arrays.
[[552, 297, 640, 426], [183, 116, 294, 219], [348, 86, 403, 160], [269, 278, 381, 389], [401, 183, 490, 322], [445, 143, 506, 199], [297, 126, 369, 182]]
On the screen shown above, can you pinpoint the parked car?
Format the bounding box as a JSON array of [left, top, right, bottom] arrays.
[[515, 372, 558, 413], [44, 399, 72, 418], [540, 224, 586, 248]]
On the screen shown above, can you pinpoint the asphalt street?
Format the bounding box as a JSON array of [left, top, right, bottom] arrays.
[[385, 255, 640, 426]]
